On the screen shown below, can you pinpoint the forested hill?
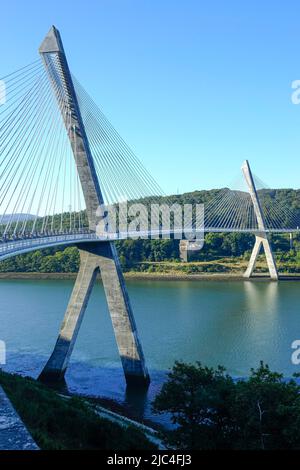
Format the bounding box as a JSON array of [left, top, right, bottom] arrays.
[[0, 188, 299, 274], [143, 187, 300, 206], [2, 187, 299, 234]]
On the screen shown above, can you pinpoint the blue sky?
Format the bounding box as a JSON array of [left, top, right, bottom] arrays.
[[1, 0, 300, 194]]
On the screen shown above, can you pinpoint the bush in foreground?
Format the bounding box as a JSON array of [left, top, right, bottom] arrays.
[[153, 361, 300, 450], [0, 371, 156, 450]]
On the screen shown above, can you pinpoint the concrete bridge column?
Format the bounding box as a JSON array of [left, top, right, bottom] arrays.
[[243, 233, 278, 280], [241, 160, 278, 280], [38, 27, 150, 387], [39, 242, 150, 386]]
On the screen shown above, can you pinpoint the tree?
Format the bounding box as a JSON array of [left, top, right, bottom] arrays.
[[152, 361, 235, 449], [153, 361, 300, 450], [231, 363, 300, 449]]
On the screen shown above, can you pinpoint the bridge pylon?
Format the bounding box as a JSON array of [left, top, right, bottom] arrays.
[[241, 160, 278, 280], [38, 26, 149, 386]]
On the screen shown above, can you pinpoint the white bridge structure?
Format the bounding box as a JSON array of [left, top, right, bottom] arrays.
[[0, 26, 299, 386]]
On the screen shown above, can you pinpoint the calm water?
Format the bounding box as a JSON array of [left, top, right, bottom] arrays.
[[1, 278, 300, 425]]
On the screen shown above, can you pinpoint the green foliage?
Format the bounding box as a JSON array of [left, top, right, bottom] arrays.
[[115, 239, 179, 268], [0, 371, 156, 450], [232, 364, 300, 449], [153, 361, 235, 449], [0, 247, 79, 273], [0, 188, 299, 273], [153, 361, 300, 450], [0, 233, 299, 274]]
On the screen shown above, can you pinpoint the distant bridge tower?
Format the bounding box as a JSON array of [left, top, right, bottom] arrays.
[[241, 160, 278, 280], [38, 26, 149, 386]]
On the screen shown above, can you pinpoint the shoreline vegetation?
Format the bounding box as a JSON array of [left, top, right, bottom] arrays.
[[0, 189, 299, 278], [0, 271, 300, 281], [0, 232, 299, 280], [0, 250, 299, 281], [3, 362, 300, 449], [0, 371, 157, 450]]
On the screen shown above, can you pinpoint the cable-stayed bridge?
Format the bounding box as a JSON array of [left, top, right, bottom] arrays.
[[1, 40, 299, 248], [0, 26, 299, 386]]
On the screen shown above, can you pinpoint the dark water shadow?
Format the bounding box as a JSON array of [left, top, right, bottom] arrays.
[[2, 351, 172, 428]]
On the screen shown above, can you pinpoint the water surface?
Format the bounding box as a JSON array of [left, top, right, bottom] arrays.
[[1, 279, 299, 424]]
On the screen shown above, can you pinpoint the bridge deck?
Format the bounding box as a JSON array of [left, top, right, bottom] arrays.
[[0, 227, 298, 261]]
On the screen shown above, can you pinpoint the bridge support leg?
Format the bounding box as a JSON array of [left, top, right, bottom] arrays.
[[241, 160, 279, 281], [179, 240, 189, 262], [244, 233, 278, 280], [38, 242, 150, 387]]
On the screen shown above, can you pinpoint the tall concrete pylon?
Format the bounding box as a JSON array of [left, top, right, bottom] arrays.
[[38, 26, 150, 386], [241, 160, 278, 280]]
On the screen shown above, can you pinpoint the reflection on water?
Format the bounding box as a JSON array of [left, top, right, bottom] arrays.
[[244, 281, 279, 313], [0, 278, 300, 424]]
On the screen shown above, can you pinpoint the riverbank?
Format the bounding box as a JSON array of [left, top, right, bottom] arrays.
[[0, 371, 157, 450], [0, 271, 299, 281]]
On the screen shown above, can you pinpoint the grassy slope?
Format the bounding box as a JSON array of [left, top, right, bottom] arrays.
[[128, 254, 300, 275], [0, 371, 156, 450], [0, 255, 298, 279]]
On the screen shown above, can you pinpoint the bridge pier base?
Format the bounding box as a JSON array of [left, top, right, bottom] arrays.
[[38, 241, 150, 387], [243, 233, 278, 280], [241, 160, 279, 281], [179, 240, 204, 262]]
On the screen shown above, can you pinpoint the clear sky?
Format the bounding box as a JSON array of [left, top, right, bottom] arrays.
[[1, 0, 300, 195]]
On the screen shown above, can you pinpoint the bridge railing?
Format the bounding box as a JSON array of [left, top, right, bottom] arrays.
[[0, 227, 299, 261], [0, 232, 100, 256]]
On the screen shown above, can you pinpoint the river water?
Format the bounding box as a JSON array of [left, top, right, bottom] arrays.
[[1, 278, 300, 426]]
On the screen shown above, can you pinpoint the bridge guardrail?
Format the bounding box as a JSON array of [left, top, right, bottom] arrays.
[[0, 227, 299, 260], [0, 233, 101, 257]]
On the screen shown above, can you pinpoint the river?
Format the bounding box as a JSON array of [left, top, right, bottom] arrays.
[[1, 278, 300, 426]]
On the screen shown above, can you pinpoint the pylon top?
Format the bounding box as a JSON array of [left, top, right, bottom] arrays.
[[241, 159, 250, 171], [39, 25, 63, 54]]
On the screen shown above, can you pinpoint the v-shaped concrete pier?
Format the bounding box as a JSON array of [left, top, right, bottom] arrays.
[[241, 160, 278, 280], [38, 26, 149, 386]]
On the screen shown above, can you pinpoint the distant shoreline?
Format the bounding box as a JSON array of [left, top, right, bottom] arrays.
[[0, 272, 299, 281]]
